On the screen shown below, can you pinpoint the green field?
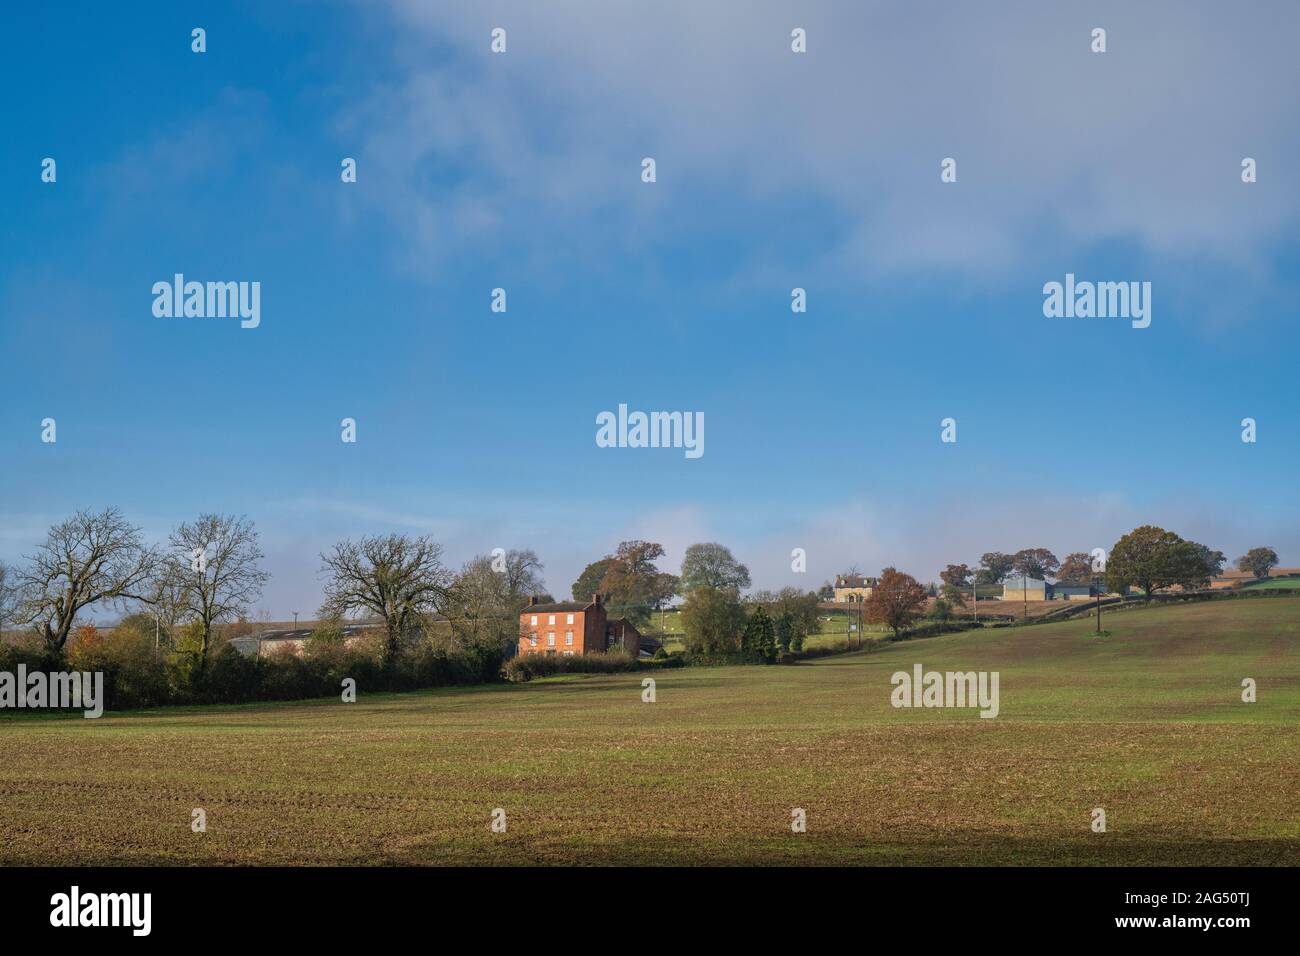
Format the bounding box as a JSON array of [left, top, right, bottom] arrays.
[[1241, 577, 1300, 590], [2, 598, 1298, 865]]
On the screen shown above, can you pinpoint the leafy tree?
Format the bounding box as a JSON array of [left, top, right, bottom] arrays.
[[680, 542, 751, 594], [937, 564, 971, 609], [319, 533, 454, 662], [749, 587, 820, 644], [742, 605, 777, 663], [679, 585, 746, 656], [1106, 526, 1221, 599], [597, 540, 679, 627], [976, 552, 1014, 586], [817, 581, 834, 601], [1190, 544, 1226, 583], [926, 598, 953, 622], [1055, 552, 1094, 584], [571, 557, 617, 602], [17, 507, 160, 652], [939, 583, 967, 608], [1011, 548, 1060, 581], [1237, 547, 1280, 580], [940, 563, 973, 589], [863, 567, 929, 639], [774, 610, 796, 652]]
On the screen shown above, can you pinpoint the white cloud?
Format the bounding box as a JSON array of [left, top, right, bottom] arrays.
[[353, 0, 1300, 283]]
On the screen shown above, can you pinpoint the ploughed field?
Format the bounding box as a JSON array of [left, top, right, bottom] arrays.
[[2, 598, 1298, 865]]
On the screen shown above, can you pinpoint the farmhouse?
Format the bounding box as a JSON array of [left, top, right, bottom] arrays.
[[518, 594, 642, 657], [834, 573, 878, 603]]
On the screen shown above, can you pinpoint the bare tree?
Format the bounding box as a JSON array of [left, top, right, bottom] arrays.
[[16, 507, 159, 651], [169, 514, 269, 669], [499, 548, 545, 603], [140, 558, 191, 652], [0, 561, 15, 638], [319, 534, 454, 661], [449, 549, 546, 650]]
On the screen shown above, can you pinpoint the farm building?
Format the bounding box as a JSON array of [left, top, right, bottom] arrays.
[[228, 623, 376, 657], [1002, 577, 1098, 601], [1050, 582, 1096, 600], [518, 594, 642, 657], [1002, 575, 1048, 602], [834, 573, 878, 603]]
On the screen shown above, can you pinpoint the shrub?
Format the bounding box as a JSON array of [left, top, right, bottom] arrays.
[[505, 651, 639, 683], [66, 625, 170, 710]]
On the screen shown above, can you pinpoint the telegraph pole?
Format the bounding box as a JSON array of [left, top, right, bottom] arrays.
[[1095, 573, 1102, 633]]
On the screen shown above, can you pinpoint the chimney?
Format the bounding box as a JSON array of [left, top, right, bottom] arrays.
[[528, 596, 539, 606], [592, 593, 602, 607]]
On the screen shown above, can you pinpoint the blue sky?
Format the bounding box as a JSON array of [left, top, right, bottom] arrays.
[[2, 1, 1298, 616]]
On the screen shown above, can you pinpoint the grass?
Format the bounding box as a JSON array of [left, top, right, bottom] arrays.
[[2, 598, 1298, 865], [1241, 577, 1300, 590]]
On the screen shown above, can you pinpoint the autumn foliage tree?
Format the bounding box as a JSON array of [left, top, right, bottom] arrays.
[[595, 540, 679, 627], [863, 567, 929, 639]]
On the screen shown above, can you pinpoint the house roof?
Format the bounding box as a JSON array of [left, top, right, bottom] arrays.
[[523, 601, 592, 614], [1003, 574, 1047, 588], [835, 574, 877, 588]]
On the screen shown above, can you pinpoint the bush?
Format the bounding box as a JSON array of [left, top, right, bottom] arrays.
[[504, 651, 639, 683], [66, 626, 171, 710]]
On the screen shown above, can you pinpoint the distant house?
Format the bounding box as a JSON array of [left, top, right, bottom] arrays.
[[518, 594, 641, 657], [834, 574, 878, 603]]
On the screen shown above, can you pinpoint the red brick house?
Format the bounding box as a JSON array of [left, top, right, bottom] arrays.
[[518, 594, 642, 657]]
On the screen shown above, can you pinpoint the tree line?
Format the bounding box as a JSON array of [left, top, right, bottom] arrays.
[[0, 510, 1285, 707], [933, 528, 1280, 605]]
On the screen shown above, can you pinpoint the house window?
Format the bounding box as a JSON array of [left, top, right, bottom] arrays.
[[530, 615, 537, 626], [563, 651, 574, 657], [565, 631, 574, 645], [566, 613, 574, 625], [547, 632, 555, 646], [548, 614, 556, 625], [529, 632, 537, 646]]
